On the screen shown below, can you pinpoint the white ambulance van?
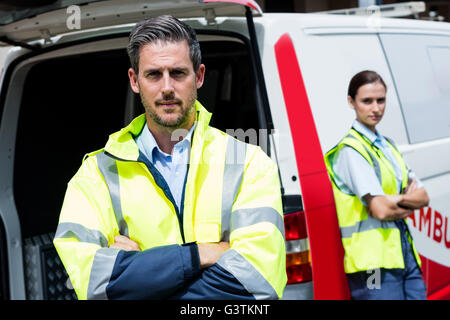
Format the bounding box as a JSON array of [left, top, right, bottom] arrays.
[[0, 0, 448, 300]]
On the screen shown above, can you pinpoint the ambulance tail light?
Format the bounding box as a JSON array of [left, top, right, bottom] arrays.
[[284, 210, 312, 284]]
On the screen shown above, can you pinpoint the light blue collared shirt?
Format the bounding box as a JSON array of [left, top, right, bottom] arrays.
[[331, 120, 421, 205], [135, 122, 196, 211]]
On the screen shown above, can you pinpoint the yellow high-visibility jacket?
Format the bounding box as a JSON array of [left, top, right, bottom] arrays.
[[325, 128, 421, 274], [53, 101, 287, 300]]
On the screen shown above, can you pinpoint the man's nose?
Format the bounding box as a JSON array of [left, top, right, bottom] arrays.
[[161, 72, 174, 95]]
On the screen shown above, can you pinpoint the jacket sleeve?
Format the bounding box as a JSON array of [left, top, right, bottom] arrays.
[[53, 156, 201, 300], [168, 263, 254, 299], [170, 146, 287, 299]]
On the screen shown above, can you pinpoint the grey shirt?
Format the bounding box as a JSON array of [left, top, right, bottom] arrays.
[[331, 120, 422, 205]]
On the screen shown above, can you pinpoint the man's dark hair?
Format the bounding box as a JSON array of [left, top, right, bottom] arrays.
[[127, 15, 201, 74], [348, 70, 387, 100]]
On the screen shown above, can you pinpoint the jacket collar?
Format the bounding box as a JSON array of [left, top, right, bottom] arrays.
[[104, 100, 212, 161]]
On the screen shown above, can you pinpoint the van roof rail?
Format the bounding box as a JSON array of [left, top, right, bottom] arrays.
[[316, 1, 426, 18]]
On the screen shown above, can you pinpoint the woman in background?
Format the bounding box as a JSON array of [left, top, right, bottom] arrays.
[[325, 70, 429, 300]]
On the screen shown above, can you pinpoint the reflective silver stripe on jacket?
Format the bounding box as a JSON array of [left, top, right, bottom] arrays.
[[86, 248, 120, 300], [221, 137, 247, 241], [54, 222, 118, 300], [231, 207, 285, 240], [96, 152, 129, 236], [217, 249, 278, 299], [345, 134, 382, 184], [54, 222, 108, 247], [340, 216, 397, 239]]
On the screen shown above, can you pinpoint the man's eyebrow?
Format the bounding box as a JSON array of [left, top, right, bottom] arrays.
[[143, 67, 190, 73], [140, 69, 159, 76], [170, 67, 190, 72], [143, 68, 161, 73]]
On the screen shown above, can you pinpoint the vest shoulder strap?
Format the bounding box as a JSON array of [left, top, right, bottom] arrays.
[[340, 129, 383, 184], [340, 132, 374, 167], [382, 135, 409, 190], [383, 135, 399, 152]]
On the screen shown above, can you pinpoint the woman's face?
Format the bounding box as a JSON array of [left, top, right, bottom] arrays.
[[348, 81, 386, 132]]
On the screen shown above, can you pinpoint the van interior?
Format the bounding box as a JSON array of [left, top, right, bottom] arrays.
[[7, 36, 261, 299]]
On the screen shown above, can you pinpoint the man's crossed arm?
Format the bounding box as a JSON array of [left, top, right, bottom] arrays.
[[109, 236, 230, 269]]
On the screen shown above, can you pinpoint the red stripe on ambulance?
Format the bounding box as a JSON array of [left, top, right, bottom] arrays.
[[274, 33, 350, 300]]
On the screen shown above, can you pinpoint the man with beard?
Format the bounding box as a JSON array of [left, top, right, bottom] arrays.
[[53, 15, 286, 300]]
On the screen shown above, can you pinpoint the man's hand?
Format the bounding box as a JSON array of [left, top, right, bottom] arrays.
[[197, 242, 230, 269], [109, 235, 141, 251]]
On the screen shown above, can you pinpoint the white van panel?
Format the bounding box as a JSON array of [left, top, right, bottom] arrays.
[[380, 33, 450, 144], [399, 137, 450, 182], [293, 32, 408, 153], [402, 138, 450, 268], [406, 173, 450, 268]]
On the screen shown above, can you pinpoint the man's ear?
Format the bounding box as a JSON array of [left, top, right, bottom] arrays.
[[196, 64, 206, 89], [128, 68, 140, 93]]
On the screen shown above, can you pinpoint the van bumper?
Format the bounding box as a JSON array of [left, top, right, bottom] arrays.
[[281, 281, 313, 300]]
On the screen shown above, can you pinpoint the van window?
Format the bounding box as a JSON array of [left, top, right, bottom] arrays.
[[199, 40, 260, 134], [379, 34, 450, 144]]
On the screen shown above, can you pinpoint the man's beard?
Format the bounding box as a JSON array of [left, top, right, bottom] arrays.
[[140, 90, 197, 128]]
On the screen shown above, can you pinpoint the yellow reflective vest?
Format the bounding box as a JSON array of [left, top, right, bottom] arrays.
[[53, 101, 287, 299], [325, 128, 421, 274]]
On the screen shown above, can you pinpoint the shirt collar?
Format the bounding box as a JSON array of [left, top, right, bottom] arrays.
[[352, 119, 383, 144], [140, 121, 196, 163]]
